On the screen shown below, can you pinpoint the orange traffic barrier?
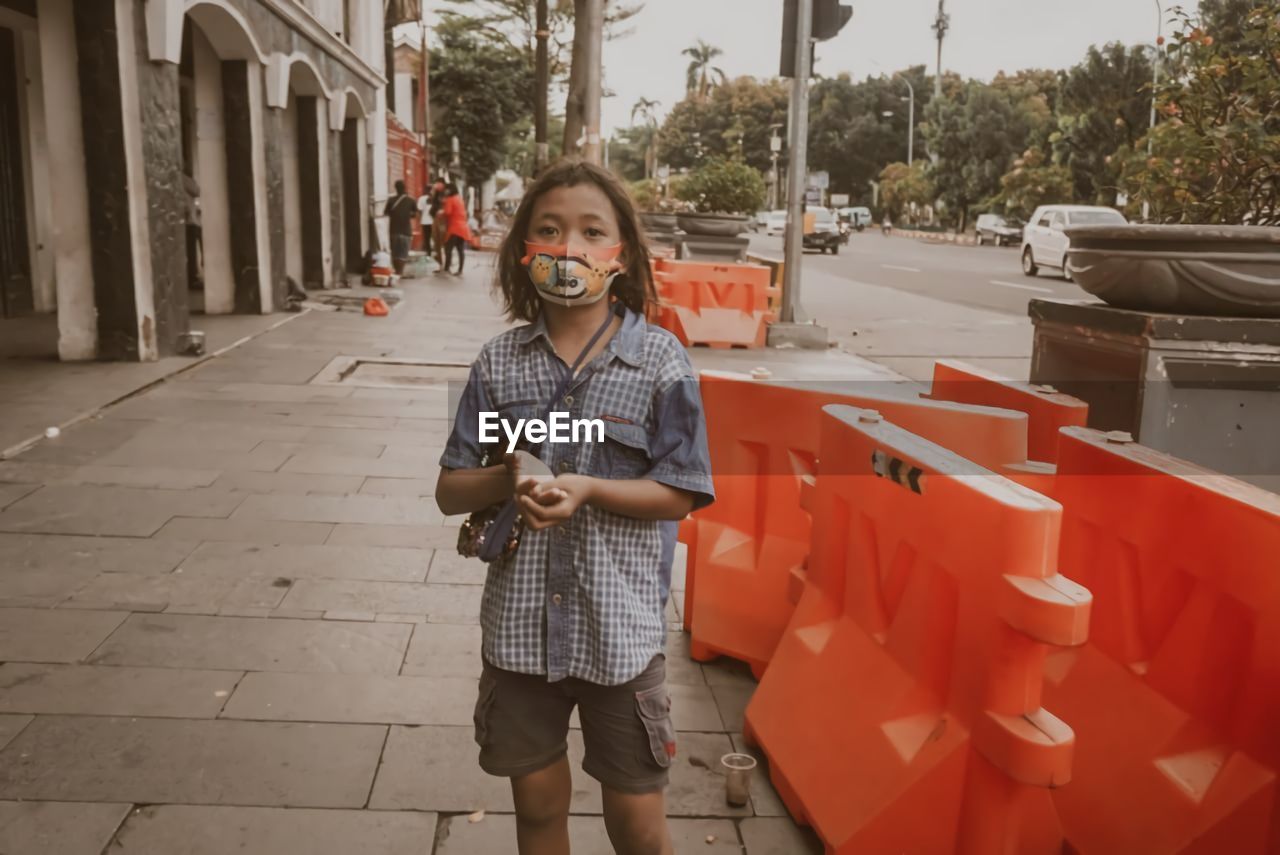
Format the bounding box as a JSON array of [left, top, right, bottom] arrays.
[[745, 404, 1090, 854], [1042, 428, 1280, 853], [649, 259, 776, 348], [682, 371, 1031, 676], [925, 359, 1088, 462]]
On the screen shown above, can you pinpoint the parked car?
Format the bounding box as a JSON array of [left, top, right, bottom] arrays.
[[975, 213, 1023, 246], [803, 206, 841, 254], [1021, 204, 1127, 279], [751, 210, 770, 232], [837, 206, 873, 231], [765, 209, 788, 237]]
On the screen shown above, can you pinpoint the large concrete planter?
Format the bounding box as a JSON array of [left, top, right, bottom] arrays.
[[1065, 224, 1280, 318], [676, 213, 750, 237], [640, 212, 678, 232]]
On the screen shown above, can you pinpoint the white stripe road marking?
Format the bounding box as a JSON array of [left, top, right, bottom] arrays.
[[990, 279, 1053, 294], [881, 264, 922, 273]]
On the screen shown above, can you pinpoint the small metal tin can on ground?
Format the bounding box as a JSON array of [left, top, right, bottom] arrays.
[[721, 752, 758, 807]]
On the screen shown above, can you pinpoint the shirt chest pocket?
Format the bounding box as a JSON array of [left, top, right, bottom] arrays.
[[590, 420, 652, 480]]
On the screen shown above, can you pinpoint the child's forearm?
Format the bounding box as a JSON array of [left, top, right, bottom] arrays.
[[584, 476, 695, 521], [436, 465, 511, 516]]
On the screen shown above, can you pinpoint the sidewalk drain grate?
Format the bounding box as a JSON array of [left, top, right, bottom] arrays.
[[311, 357, 471, 389]]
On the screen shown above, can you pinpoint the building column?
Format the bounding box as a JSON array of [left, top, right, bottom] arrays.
[[262, 102, 287, 309], [328, 125, 344, 283], [222, 59, 270, 313], [36, 0, 96, 360], [296, 95, 327, 289]]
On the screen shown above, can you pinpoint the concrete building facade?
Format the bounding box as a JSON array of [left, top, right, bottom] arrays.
[[0, 0, 388, 362]]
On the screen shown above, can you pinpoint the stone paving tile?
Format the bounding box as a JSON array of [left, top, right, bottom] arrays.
[[0, 533, 195, 575], [0, 663, 240, 718], [738, 816, 824, 854], [702, 655, 758, 688], [0, 801, 131, 855], [326, 402, 443, 419], [280, 580, 481, 624], [0, 715, 32, 751], [711, 684, 754, 734], [665, 632, 707, 687], [178, 541, 428, 583], [0, 567, 97, 607], [252, 440, 387, 460], [730, 734, 788, 819], [400, 622, 483, 678], [281, 453, 440, 479], [427, 549, 487, 585], [126, 419, 311, 448], [87, 614, 411, 675], [358, 476, 437, 497], [304, 426, 438, 448], [210, 471, 367, 495], [153, 517, 334, 545], [370, 726, 600, 814], [0, 716, 385, 807], [282, 413, 401, 429], [327, 522, 457, 549], [111, 805, 439, 855], [94, 443, 294, 473], [231, 494, 443, 526], [667, 732, 752, 818], [156, 382, 353, 403], [60, 572, 290, 612], [668, 682, 728, 733], [0, 608, 128, 663], [221, 673, 475, 726], [435, 814, 742, 855], [13, 418, 142, 465], [0, 485, 244, 537], [0, 482, 39, 509], [0, 462, 221, 490]]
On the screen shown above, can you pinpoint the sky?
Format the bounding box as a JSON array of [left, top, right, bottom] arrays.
[[424, 0, 1168, 136]]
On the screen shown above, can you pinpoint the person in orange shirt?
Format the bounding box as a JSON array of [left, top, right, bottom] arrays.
[[442, 184, 473, 275]]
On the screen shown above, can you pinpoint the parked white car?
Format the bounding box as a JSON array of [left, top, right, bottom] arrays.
[[751, 210, 770, 232], [1021, 205, 1127, 280], [765, 210, 788, 236], [838, 206, 873, 231]]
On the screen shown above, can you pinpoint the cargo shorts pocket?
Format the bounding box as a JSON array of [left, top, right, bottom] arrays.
[[634, 684, 676, 769], [473, 669, 498, 747]]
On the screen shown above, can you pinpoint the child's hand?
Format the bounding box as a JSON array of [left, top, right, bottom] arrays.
[[517, 474, 594, 531], [505, 451, 553, 496]]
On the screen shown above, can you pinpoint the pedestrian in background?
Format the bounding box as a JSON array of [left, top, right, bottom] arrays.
[[436, 159, 715, 855], [183, 173, 203, 291], [384, 179, 416, 276], [441, 184, 472, 275]]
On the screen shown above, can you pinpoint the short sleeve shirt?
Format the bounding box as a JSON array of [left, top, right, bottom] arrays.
[[441, 308, 715, 686]]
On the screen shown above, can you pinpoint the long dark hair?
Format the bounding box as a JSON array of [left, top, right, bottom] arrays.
[[497, 159, 655, 323]]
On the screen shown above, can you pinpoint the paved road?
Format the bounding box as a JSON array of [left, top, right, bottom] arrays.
[[748, 231, 1091, 317]]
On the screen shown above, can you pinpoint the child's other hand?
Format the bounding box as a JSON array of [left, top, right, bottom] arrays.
[[517, 474, 593, 530], [505, 451, 553, 496]]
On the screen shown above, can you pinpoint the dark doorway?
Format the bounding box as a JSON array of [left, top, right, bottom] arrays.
[[342, 118, 362, 273], [0, 25, 33, 318]]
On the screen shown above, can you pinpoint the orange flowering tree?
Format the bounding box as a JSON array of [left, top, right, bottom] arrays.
[[1118, 3, 1280, 224]]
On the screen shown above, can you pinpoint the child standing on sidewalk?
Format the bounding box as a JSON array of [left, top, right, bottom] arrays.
[[436, 160, 714, 855]]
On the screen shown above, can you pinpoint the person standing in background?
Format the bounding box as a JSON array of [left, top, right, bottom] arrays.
[[384, 180, 416, 276], [420, 178, 446, 264], [442, 183, 473, 275], [183, 173, 203, 291]]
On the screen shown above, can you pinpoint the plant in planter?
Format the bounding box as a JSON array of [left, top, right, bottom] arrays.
[[675, 159, 766, 235]]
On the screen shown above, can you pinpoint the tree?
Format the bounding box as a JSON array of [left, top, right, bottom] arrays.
[[655, 77, 789, 172], [879, 161, 934, 222], [1118, 2, 1280, 224], [630, 97, 660, 178], [430, 17, 535, 186], [1051, 43, 1154, 205], [993, 148, 1074, 221], [606, 125, 650, 182], [676, 158, 766, 214], [683, 40, 727, 99], [924, 81, 1033, 230]]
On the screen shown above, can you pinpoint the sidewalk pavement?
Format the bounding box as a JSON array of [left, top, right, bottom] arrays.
[[0, 256, 867, 854]]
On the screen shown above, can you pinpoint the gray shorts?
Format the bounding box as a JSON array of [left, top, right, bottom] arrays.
[[390, 233, 412, 260], [473, 654, 675, 794]]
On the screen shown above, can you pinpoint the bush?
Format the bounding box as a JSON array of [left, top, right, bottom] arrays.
[[675, 158, 767, 214]]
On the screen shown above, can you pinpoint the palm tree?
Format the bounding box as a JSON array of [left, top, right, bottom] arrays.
[[631, 97, 660, 179], [682, 41, 726, 100]]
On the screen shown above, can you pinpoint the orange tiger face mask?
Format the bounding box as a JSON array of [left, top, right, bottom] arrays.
[[521, 242, 624, 307]]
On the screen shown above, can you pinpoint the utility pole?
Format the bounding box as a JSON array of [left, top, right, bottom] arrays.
[[1143, 0, 1162, 222], [780, 0, 812, 326], [534, 0, 549, 172], [581, 0, 604, 165], [932, 0, 948, 100]]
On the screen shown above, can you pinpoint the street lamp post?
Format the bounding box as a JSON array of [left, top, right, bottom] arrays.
[[1144, 0, 1163, 223], [769, 125, 783, 209], [897, 76, 915, 166]]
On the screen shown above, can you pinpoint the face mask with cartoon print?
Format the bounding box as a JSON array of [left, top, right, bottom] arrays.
[[521, 242, 624, 307]]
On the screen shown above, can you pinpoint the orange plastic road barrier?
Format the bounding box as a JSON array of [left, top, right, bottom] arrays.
[[682, 371, 1031, 675], [363, 297, 390, 316], [649, 259, 776, 348], [745, 404, 1091, 854], [925, 359, 1088, 463], [1042, 427, 1280, 853]]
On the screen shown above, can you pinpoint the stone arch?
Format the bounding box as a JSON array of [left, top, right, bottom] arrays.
[[266, 51, 333, 109], [184, 0, 267, 64]]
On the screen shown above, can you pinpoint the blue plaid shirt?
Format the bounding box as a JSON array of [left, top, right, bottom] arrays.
[[441, 308, 715, 686]]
